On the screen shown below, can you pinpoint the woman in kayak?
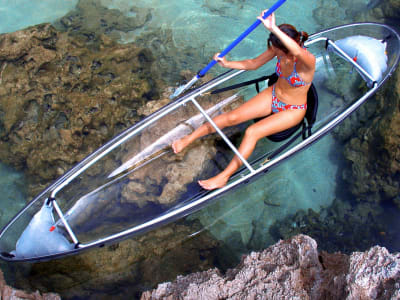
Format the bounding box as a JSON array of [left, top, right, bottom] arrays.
[[172, 11, 316, 190]]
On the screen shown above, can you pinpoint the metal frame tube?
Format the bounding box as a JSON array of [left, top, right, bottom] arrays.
[[306, 37, 376, 84], [190, 97, 255, 173], [51, 200, 79, 245], [326, 39, 376, 84]]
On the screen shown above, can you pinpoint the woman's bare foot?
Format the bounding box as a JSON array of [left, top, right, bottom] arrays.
[[198, 173, 230, 190], [171, 136, 191, 154]]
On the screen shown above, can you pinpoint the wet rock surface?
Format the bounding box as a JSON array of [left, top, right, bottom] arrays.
[[141, 234, 400, 300]]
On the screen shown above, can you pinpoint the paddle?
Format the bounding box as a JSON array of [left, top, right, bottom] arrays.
[[171, 0, 288, 99]]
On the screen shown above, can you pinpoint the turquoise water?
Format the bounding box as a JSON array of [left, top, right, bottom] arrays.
[[0, 164, 26, 228], [0, 0, 398, 298], [0, 0, 78, 33]]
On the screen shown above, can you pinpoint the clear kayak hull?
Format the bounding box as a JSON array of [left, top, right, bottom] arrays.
[[0, 23, 399, 262]]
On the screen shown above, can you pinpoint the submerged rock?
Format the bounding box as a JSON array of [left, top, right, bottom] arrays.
[[55, 0, 152, 42], [354, 0, 400, 25], [342, 64, 400, 205], [141, 234, 400, 299], [312, 0, 400, 207], [0, 23, 161, 193], [269, 199, 391, 254]]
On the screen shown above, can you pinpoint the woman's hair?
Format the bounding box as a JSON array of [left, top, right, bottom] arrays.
[[267, 24, 309, 54]]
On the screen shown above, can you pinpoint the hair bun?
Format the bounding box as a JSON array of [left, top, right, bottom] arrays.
[[300, 31, 309, 43]]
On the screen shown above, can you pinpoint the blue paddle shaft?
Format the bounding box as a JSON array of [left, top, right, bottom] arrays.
[[197, 0, 287, 78]]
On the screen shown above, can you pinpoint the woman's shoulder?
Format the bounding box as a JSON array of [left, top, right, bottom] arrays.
[[299, 48, 316, 69]]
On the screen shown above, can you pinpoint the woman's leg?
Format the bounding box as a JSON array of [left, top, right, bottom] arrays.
[[172, 87, 274, 153], [198, 109, 306, 190]]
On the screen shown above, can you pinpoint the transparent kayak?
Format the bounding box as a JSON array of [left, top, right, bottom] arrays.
[[0, 23, 399, 262]]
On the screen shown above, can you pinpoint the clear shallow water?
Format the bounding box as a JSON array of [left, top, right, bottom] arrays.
[[0, 0, 78, 33], [0, 163, 26, 228], [0, 0, 397, 298]]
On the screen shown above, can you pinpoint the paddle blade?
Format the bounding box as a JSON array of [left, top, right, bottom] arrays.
[[170, 75, 199, 99]]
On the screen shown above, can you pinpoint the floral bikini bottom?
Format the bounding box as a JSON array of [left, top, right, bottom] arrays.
[[271, 85, 307, 114]]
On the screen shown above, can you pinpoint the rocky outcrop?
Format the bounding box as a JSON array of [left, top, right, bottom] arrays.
[[141, 234, 400, 300]]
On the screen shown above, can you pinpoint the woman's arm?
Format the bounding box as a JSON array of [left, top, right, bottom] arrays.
[[258, 12, 315, 70], [214, 47, 276, 70]]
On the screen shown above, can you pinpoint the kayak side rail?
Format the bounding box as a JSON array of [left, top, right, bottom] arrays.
[[306, 36, 376, 85]]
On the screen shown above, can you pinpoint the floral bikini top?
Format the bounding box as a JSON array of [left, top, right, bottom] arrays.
[[275, 56, 311, 87]]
